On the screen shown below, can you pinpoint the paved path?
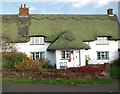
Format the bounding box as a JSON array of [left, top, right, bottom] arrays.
[[2, 82, 119, 92]]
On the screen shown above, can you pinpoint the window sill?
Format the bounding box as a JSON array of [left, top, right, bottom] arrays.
[[96, 44, 109, 45], [60, 59, 69, 60], [97, 59, 109, 60], [30, 44, 45, 45]]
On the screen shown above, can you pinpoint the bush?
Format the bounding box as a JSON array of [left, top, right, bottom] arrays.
[[67, 65, 105, 75], [38, 58, 54, 69], [2, 52, 28, 69], [14, 59, 42, 71], [112, 57, 120, 66]]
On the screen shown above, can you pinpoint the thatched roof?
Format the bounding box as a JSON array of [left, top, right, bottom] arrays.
[[47, 31, 90, 50], [1, 14, 120, 49]]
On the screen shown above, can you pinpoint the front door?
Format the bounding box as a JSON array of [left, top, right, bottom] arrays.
[[73, 50, 80, 67]]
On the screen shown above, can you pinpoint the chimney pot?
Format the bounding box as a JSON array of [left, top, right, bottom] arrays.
[[24, 4, 26, 8], [107, 9, 113, 15], [19, 4, 29, 17], [21, 4, 22, 8]]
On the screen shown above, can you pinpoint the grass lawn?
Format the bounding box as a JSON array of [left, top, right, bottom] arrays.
[[2, 77, 117, 85]]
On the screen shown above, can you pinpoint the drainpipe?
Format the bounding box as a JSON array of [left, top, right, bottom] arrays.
[[79, 50, 81, 66], [73, 50, 74, 67]]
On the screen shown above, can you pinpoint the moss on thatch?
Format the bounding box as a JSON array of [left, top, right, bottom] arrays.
[[47, 31, 90, 50], [1, 14, 119, 43]]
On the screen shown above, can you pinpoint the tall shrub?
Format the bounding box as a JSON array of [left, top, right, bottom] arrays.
[[2, 52, 28, 69]]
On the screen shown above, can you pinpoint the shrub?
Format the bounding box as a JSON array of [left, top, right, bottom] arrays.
[[37, 58, 54, 69], [14, 59, 42, 71], [67, 65, 105, 75], [2, 52, 28, 69], [112, 57, 120, 66]]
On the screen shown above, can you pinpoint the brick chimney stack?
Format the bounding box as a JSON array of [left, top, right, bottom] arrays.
[[18, 4, 29, 17], [107, 9, 113, 16]]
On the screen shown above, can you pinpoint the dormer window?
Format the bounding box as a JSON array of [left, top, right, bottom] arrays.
[[30, 37, 44, 45], [96, 37, 109, 45]]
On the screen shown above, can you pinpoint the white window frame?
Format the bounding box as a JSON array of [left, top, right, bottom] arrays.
[[96, 37, 109, 45], [60, 62, 67, 69], [61, 51, 71, 59], [31, 52, 45, 60], [30, 37, 44, 45], [97, 51, 109, 60]]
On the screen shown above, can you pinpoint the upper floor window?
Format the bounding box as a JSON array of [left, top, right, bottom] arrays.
[[96, 37, 109, 45], [30, 37, 44, 45]]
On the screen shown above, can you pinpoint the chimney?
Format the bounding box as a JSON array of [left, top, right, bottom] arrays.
[[21, 4, 22, 8], [18, 4, 29, 17], [24, 4, 26, 8], [107, 9, 113, 16]]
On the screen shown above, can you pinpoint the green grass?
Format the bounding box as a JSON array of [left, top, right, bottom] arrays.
[[2, 77, 117, 85]]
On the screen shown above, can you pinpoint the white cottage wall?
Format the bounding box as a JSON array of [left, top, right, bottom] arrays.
[[15, 42, 56, 65], [84, 40, 119, 64], [14, 40, 119, 69], [55, 50, 85, 69], [80, 49, 86, 66]]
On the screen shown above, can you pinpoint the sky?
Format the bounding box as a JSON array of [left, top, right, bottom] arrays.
[[0, 0, 120, 20]]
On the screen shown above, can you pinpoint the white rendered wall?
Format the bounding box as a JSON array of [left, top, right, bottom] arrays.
[[15, 42, 56, 65], [80, 49, 86, 66], [56, 50, 84, 69], [15, 40, 119, 68], [118, 40, 120, 49], [84, 40, 119, 64]]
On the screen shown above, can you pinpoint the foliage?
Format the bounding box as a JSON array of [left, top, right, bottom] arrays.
[[2, 65, 107, 80], [112, 57, 120, 66], [67, 65, 105, 75], [2, 52, 28, 69], [110, 64, 120, 78], [14, 59, 42, 71], [37, 58, 54, 69], [13, 58, 53, 71]]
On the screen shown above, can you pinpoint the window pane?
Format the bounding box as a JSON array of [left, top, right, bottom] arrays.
[[33, 53, 35, 60], [36, 52, 39, 59], [40, 52, 45, 59], [97, 52, 109, 60], [96, 37, 108, 44], [62, 51, 65, 59], [97, 52, 100, 59], [66, 51, 71, 59]]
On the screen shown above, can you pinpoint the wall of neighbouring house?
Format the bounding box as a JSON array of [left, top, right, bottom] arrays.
[[118, 40, 120, 49], [15, 42, 56, 65], [84, 40, 119, 64]]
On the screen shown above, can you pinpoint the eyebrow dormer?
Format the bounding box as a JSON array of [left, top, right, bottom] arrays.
[[96, 36, 109, 45], [30, 35, 45, 45]]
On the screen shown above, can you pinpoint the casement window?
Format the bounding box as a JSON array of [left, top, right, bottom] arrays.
[[97, 52, 109, 60], [31, 52, 45, 60], [30, 37, 44, 45], [61, 51, 71, 59], [96, 37, 108, 45]]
